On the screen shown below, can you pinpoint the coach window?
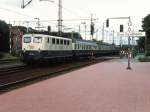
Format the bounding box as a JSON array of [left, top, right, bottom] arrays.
[[56, 39, 59, 44], [79, 44, 80, 49], [64, 40, 66, 45], [24, 37, 31, 43], [52, 38, 55, 44], [61, 39, 63, 45], [87, 45, 89, 50], [33, 37, 42, 43], [67, 40, 69, 45], [82, 44, 84, 50], [47, 38, 50, 43]]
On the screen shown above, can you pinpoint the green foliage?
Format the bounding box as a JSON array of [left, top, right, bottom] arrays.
[[139, 56, 150, 62], [0, 20, 10, 52], [136, 36, 145, 51], [142, 14, 150, 56], [142, 14, 150, 32]]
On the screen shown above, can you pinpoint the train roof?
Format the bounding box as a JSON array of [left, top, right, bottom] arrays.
[[23, 34, 72, 40]]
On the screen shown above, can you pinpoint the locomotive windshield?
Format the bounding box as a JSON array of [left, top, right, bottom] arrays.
[[33, 37, 42, 43], [24, 37, 31, 43]]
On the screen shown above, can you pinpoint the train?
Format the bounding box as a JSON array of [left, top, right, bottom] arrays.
[[21, 33, 119, 63]]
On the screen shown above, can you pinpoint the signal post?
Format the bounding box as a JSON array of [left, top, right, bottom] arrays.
[[106, 16, 133, 70]]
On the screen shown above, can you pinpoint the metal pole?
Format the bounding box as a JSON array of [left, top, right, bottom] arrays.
[[58, 0, 62, 35], [79, 25, 81, 34], [85, 23, 87, 40], [127, 36, 131, 69], [91, 14, 93, 40], [26, 21, 29, 33], [145, 34, 147, 56], [9, 25, 12, 54], [112, 30, 114, 44], [34, 18, 40, 31], [102, 22, 105, 42], [38, 18, 40, 31], [120, 36, 122, 52], [96, 30, 98, 40], [132, 36, 134, 58], [127, 16, 132, 70], [22, 0, 24, 8]]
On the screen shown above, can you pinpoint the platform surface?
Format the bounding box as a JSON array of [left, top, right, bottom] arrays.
[[0, 59, 150, 112]]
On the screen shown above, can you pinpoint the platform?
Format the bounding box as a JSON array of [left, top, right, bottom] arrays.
[[0, 59, 150, 112]]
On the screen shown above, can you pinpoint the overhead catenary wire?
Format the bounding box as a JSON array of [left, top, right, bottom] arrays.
[[0, 1, 95, 23], [0, 7, 34, 18]]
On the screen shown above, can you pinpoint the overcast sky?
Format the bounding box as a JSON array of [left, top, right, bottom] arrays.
[[0, 0, 149, 42]]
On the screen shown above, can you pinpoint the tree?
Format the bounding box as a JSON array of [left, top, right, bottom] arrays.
[[136, 37, 145, 52], [0, 20, 10, 52], [142, 14, 150, 56]]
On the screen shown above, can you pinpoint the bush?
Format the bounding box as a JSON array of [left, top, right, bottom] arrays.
[[139, 56, 150, 62], [146, 51, 150, 56]]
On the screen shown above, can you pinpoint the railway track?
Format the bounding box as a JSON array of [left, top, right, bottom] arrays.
[[0, 59, 19, 65], [0, 57, 113, 92], [0, 65, 29, 75]]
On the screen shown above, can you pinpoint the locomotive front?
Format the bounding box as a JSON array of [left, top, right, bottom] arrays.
[[21, 34, 44, 62]]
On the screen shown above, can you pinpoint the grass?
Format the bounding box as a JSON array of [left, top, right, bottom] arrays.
[[0, 52, 19, 61]]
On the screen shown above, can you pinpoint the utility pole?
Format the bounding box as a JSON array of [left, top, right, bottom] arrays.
[[58, 0, 63, 36], [112, 30, 115, 44], [21, 0, 32, 8], [145, 34, 147, 56], [102, 22, 105, 42], [90, 14, 94, 40], [85, 23, 87, 40], [22, 0, 24, 8], [9, 24, 12, 54], [26, 21, 29, 33], [34, 18, 40, 31], [79, 25, 81, 34]]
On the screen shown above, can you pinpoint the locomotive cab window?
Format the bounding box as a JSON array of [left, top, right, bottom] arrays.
[[24, 37, 31, 43], [33, 37, 42, 43]]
